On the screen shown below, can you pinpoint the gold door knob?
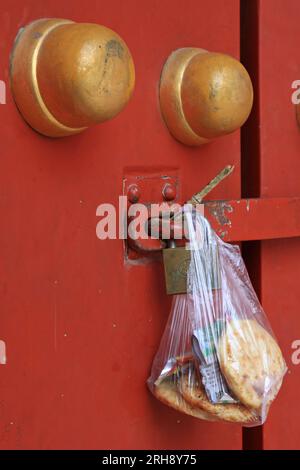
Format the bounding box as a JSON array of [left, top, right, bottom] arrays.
[[159, 48, 253, 146], [10, 18, 135, 137]]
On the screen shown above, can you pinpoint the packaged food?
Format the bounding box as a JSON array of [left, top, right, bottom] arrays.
[[148, 209, 286, 425]]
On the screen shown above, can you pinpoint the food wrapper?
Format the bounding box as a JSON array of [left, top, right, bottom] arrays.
[[148, 208, 287, 425]]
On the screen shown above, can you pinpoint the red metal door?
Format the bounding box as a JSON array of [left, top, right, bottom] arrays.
[[242, 0, 300, 450], [0, 0, 243, 449]]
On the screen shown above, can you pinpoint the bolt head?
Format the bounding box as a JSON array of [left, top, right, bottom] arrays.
[[163, 183, 176, 201], [127, 184, 141, 203]]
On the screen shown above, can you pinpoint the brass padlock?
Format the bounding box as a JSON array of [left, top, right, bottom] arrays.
[[163, 240, 191, 295], [162, 166, 234, 295], [163, 237, 221, 295]]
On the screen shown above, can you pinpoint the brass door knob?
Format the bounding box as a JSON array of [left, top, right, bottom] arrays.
[[159, 48, 253, 146], [10, 18, 135, 137]]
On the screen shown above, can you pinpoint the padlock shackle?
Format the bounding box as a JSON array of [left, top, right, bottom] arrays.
[[146, 216, 186, 242]]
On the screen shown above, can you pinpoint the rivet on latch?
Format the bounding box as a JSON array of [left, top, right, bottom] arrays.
[[127, 184, 141, 204], [162, 183, 177, 201]]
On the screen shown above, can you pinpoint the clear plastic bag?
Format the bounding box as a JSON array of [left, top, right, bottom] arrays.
[[148, 209, 287, 425]]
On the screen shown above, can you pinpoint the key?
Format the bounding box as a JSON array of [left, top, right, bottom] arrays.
[[187, 164, 235, 206]]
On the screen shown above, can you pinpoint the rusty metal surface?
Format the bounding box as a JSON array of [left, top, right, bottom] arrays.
[[204, 198, 300, 242], [131, 197, 300, 249]]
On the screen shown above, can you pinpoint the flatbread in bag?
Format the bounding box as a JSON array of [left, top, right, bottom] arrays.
[[181, 372, 258, 424], [154, 376, 218, 421], [218, 319, 286, 410], [181, 373, 258, 424]]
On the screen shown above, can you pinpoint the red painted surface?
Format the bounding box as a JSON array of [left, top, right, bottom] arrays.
[[204, 197, 300, 242], [0, 0, 243, 450], [136, 197, 300, 246], [256, 0, 300, 450]]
